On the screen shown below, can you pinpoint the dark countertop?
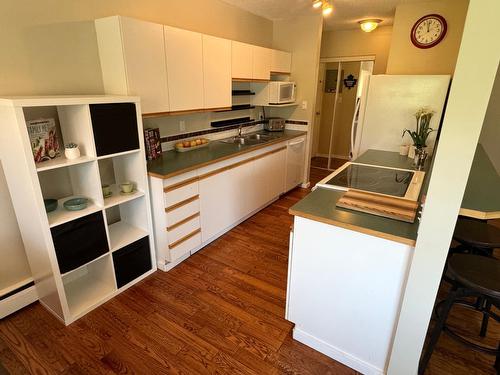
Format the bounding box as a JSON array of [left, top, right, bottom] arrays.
[[290, 149, 422, 246], [460, 144, 500, 219], [147, 129, 306, 179]]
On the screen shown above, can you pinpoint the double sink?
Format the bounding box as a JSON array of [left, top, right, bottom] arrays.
[[219, 132, 275, 146]]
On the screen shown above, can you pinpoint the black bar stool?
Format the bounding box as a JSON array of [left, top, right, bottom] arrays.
[[419, 254, 500, 374], [452, 217, 500, 257]]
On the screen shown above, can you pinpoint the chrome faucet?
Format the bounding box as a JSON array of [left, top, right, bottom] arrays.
[[238, 124, 243, 138]]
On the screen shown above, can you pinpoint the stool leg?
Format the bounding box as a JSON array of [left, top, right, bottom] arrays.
[[495, 341, 500, 373], [480, 300, 491, 337], [419, 288, 460, 375]]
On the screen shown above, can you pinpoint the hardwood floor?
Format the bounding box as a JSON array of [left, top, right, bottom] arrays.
[[310, 156, 348, 170], [0, 168, 497, 374]]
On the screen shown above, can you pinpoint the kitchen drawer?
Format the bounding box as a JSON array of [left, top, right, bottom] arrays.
[[168, 229, 201, 261], [166, 196, 200, 225], [164, 181, 199, 208], [167, 213, 200, 244]]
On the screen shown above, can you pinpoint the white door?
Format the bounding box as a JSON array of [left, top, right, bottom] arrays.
[[271, 50, 292, 74], [252, 46, 271, 80], [285, 137, 306, 191], [231, 41, 253, 79], [164, 26, 203, 111], [202, 35, 231, 109]]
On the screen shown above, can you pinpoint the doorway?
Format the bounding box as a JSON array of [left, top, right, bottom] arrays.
[[311, 57, 374, 171]]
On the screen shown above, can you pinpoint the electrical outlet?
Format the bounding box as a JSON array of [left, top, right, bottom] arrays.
[[301, 100, 307, 110], [179, 120, 186, 132]]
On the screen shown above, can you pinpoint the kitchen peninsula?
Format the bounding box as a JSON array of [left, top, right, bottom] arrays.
[[286, 145, 500, 375], [148, 129, 307, 271]]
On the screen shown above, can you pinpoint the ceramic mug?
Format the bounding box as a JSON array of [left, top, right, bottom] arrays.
[[102, 184, 111, 196], [120, 182, 134, 193]]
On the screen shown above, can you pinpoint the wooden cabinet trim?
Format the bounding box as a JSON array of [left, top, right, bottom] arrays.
[[142, 107, 231, 118], [198, 145, 286, 181], [167, 212, 200, 232], [232, 78, 270, 83], [270, 71, 291, 75], [168, 228, 201, 249], [165, 194, 199, 212], [164, 177, 200, 193]]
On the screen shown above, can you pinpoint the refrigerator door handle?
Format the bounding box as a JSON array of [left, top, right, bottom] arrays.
[[350, 98, 361, 160]]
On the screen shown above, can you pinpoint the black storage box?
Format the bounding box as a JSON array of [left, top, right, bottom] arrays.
[[112, 236, 151, 288], [51, 212, 109, 274], [89, 103, 140, 156]]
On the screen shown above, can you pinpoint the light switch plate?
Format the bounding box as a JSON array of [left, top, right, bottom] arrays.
[[301, 100, 307, 110]]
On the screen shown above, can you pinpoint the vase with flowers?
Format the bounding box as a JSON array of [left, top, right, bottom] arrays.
[[402, 108, 435, 169]]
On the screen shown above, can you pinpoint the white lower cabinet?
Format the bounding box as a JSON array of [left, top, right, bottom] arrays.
[[285, 136, 306, 192], [149, 139, 304, 271]]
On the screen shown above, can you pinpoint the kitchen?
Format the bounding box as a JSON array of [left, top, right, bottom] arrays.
[[0, 0, 499, 374]]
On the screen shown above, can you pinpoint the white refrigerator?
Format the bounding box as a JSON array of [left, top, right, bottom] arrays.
[[351, 75, 451, 159]]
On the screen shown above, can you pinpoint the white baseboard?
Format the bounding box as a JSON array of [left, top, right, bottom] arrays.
[[292, 327, 384, 375], [0, 284, 38, 319], [314, 153, 349, 160]]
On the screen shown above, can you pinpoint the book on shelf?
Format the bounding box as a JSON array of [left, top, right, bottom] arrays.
[[27, 118, 61, 163]]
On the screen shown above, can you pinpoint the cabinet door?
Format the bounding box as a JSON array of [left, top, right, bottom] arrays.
[[164, 26, 203, 111], [203, 35, 231, 109], [271, 50, 292, 74], [231, 41, 253, 79], [286, 137, 306, 191], [120, 17, 169, 114], [252, 46, 271, 80], [253, 148, 286, 207], [199, 161, 254, 242]]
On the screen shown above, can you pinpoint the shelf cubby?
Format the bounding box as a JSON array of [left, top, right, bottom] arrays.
[[105, 197, 149, 252], [62, 254, 116, 318], [98, 151, 146, 208], [22, 105, 97, 171], [38, 161, 103, 227]]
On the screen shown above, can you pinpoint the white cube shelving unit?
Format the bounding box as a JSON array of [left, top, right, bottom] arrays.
[[0, 95, 156, 325]]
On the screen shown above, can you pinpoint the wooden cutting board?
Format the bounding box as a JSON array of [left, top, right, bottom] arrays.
[[336, 189, 419, 223]]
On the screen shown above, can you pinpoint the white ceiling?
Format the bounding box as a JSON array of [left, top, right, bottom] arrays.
[[221, 0, 420, 30]]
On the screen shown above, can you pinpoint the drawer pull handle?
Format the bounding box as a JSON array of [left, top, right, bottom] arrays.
[[168, 228, 201, 249], [164, 176, 200, 193], [166, 212, 200, 232], [165, 195, 199, 213]]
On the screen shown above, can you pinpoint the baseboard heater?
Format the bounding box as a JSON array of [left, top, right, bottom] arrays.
[[0, 278, 38, 318]]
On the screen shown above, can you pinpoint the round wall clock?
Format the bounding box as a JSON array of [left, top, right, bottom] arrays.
[[410, 14, 447, 49]]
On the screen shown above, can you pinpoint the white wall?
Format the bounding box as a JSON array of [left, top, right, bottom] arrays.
[[388, 1, 500, 373], [386, 0, 469, 75], [321, 26, 393, 75], [271, 15, 324, 184]]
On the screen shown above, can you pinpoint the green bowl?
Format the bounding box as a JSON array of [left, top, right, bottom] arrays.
[[44, 199, 58, 213], [63, 197, 88, 211]]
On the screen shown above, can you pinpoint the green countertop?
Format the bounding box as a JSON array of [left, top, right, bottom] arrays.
[[461, 144, 500, 219], [147, 129, 306, 179], [289, 188, 419, 246]]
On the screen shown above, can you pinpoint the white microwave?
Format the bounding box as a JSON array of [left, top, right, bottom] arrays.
[[269, 81, 296, 104]]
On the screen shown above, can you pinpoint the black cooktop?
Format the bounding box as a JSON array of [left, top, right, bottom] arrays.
[[325, 164, 414, 197]]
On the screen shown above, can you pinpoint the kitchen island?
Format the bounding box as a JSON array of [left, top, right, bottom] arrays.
[[287, 149, 422, 375]]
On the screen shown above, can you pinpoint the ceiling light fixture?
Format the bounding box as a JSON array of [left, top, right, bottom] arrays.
[[358, 19, 382, 32], [322, 2, 333, 16], [312, 0, 323, 9]]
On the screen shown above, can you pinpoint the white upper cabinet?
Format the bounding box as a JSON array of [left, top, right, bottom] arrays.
[[231, 41, 253, 80], [95, 16, 169, 114], [252, 46, 272, 80], [164, 26, 204, 111], [271, 50, 292, 74], [202, 35, 231, 109]]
